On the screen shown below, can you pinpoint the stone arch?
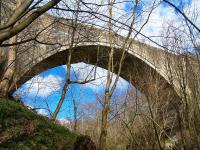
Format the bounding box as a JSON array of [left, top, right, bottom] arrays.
[[13, 44, 180, 102]]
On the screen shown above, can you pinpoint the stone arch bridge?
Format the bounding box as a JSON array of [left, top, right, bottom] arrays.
[[1, 14, 199, 102]]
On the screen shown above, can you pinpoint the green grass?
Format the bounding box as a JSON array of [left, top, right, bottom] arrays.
[[0, 98, 78, 150]]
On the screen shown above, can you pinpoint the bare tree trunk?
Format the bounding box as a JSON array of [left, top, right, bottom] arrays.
[[146, 95, 163, 150], [0, 0, 22, 98], [73, 99, 78, 131], [99, 92, 111, 149], [99, 0, 142, 149], [98, 0, 114, 148], [51, 0, 79, 120], [0, 36, 17, 97], [51, 48, 72, 120]]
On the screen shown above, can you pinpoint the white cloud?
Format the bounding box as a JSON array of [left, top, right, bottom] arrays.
[[71, 62, 129, 92], [20, 74, 63, 97], [137, 2, 179, 45], [37, 109, 48, 116], [137, 0, 200, 49], [58, 118, 72, 128], [58, 118, 71, 124]]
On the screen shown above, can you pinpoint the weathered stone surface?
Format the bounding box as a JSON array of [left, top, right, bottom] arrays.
[[7, 14, 198, 100]]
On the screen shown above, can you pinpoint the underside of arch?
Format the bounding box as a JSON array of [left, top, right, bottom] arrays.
[[9, 44, 182, 134], [13, 45, 180, 105]]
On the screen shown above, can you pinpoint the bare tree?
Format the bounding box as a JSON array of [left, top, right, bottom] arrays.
[[51, 0, 99, 120], [0, 0, 61, 98], [0, 0, 61, 44], [99, 0, 156, 149]]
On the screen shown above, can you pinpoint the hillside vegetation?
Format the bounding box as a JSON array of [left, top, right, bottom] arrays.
[[0, 98, 95, 150]]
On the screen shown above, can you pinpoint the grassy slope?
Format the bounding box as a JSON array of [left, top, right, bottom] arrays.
[[0, 98, 78, 150]]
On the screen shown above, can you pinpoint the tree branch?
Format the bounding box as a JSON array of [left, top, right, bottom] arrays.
[[0, 0, 61, 44], [162, 0, 200, 33]]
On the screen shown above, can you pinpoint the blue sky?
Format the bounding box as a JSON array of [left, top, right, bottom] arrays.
[[121, 0, 196, 45], [124, 0, 192, 14], [15, 63, 129, 121], [124, 1, 143, 15], [161, 0, 192, 11]]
